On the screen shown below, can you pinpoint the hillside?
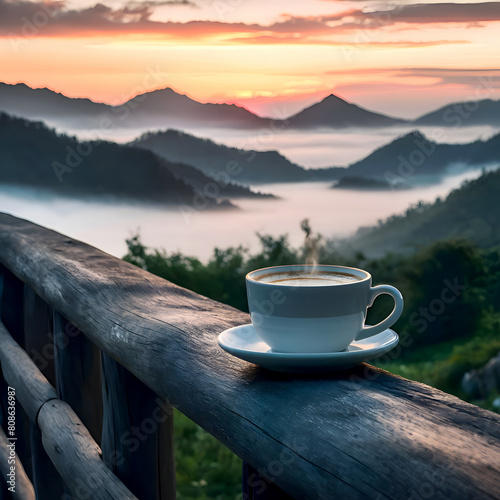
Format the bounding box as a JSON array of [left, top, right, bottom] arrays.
[[414, 99, 500, 127], [332, 176, 397, 190], [286, 94, 406, 129], [345, 130, 500, 184], [132, 129, 317, 184], [0, 113, 267, 206], [347, 168, 500, 256]]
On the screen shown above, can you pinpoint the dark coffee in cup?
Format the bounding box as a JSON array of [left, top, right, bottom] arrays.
[[253, 270, 362, 287]]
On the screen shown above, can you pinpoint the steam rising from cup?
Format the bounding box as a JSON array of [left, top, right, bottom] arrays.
[[301, 218, 322, 268]]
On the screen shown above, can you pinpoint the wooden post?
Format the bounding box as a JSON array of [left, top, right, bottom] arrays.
[[0, 265, 24, 344], [101, 353, 176, 500], [0, 266, 32, 491], [53, 312, 103, 443], [23, 287, 65, 500]]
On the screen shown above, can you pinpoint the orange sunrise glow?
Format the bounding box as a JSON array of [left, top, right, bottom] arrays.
[[0, 0, 499, 117]]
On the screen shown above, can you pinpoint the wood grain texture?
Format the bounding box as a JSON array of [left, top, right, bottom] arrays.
[[0, 318, 136, 500], [0, 266, 24, 345], [0, 267, 32, 483], [101, 353, 175, 499], [53, 312, 103, 443], [23, 287, 56, 386], [23, 288, 65, 500], [0, 321, 57, 424], [0, 426, 35, 500], [28, 424, 64, 500], [242, 463, 295, 500], [0, 266, 24, 500], [0, 213, 499, 500], [38, 400, 137, 500]]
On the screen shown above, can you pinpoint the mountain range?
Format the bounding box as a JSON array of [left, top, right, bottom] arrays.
[[3, 105, 497, 194], [415, 99, 500, 127], [131, 129, 345, 184], [0, 83, 265, 130], [0, 112, 271, 206], [3, 82, 498, 131], [342, 130, 500, 185], [133, 128, 500, 186]]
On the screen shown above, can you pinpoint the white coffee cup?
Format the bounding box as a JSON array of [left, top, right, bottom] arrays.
[[246, 264, 404, 353]]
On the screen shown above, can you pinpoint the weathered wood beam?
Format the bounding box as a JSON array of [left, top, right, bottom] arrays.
[[0, 213, 499, 500], [39, 399, 137, 500], [0, 321, 57, 423], [0, 319, 137, 500]]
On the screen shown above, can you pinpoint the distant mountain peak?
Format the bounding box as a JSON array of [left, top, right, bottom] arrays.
[[287, 92, 406, 128], [398, 129, 430, 141], [321, 93, 350, 104]]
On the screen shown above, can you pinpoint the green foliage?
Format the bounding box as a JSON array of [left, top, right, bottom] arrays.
[[397, 239, 487, 345], [376, 311, 500, 404], [174, 410, 241, 500], [124, 232, 298, 312]]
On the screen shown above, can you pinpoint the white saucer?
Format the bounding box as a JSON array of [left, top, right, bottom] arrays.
[[218, 324, 399, 373]]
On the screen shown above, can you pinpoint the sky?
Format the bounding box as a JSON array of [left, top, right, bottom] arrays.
[[0, 0, 499, 118]]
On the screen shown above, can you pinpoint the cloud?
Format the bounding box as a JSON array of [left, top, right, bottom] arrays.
[[1, 0, 499, 41], [0, 0, 198, 35], [364, 2, 500, 24], [325, 66, 500, 89], [393, 67, 500, 88], [227, 36, 468, 48], [279, 2, 500, 32], [0, 0, 259, 38]]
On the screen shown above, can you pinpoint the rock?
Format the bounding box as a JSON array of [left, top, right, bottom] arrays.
[[461, 351, 500, 400], [461, 371, 484, 399]]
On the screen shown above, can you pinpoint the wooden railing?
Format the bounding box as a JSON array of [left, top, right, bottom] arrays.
[[0, 212, 499, 500]]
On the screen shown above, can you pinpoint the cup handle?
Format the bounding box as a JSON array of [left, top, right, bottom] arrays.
[[356, 285, 404, 341]]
